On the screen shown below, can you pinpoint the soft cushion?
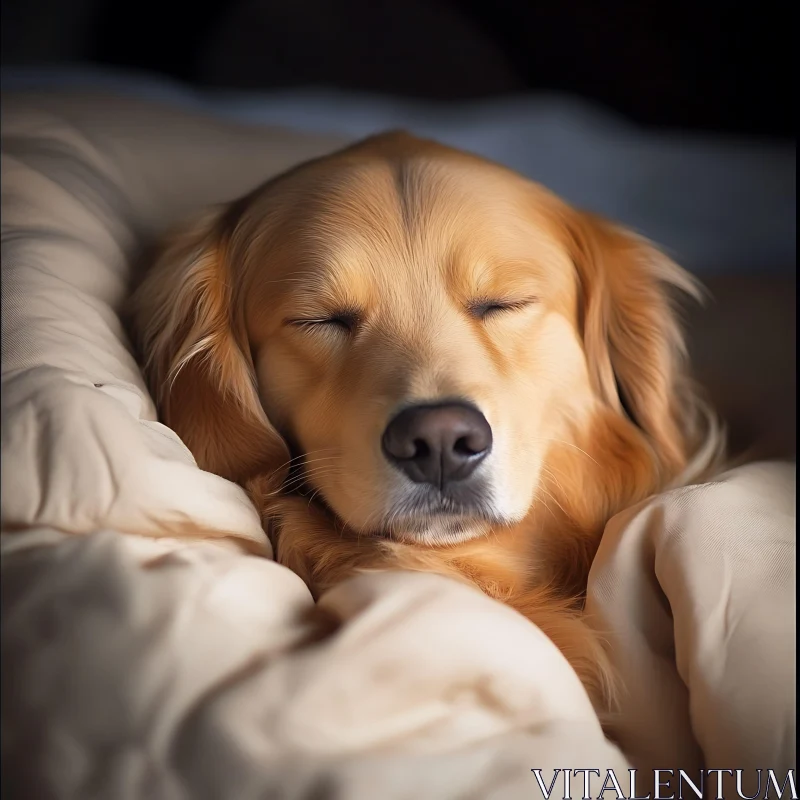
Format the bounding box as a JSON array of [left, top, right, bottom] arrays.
[[588, 461, 796, 797]]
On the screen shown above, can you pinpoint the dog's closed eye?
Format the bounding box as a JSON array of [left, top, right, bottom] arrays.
[[467, 297, 538, 320], [288, 311, 361, 334]]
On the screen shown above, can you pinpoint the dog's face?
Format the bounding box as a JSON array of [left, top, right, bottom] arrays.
[[133, 133, 718, 549], [240, 147, 594, 543]]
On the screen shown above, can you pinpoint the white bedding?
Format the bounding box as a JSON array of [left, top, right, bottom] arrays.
[[1, 86, 796, 799]]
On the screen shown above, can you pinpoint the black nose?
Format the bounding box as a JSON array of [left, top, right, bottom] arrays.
[[381, 402, 493, 488]]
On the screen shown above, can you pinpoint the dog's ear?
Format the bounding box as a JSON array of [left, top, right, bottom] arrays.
[[564, 210, 723, 482], [130, 206, 289, 486]]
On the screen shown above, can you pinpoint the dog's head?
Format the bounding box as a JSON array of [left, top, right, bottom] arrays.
[[132, 133, 722, 546]]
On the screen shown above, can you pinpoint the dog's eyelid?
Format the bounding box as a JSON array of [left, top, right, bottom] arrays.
[[466, 296, 539, 319], [286, 310, 360, 333]]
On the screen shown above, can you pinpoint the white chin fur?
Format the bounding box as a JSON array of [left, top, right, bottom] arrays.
[[380, 517, 494, 546]]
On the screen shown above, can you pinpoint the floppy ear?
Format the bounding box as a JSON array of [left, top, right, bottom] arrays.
[[564, 210, 723, 483], [130, 206, 289, 486]]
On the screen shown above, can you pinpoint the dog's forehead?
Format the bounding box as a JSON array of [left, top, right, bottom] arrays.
[[308, 149, 537, 222], [240, 146, 577, 315], [279, 152, 565, 264]]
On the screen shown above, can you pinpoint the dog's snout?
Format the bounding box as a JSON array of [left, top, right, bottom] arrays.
[[381, 403, 492, 488]]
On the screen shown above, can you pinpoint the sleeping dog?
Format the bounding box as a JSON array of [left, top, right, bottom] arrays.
[[131, 132, 725, 712]]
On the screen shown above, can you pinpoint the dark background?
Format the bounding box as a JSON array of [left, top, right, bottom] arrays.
[[1, 0, 795, 140]]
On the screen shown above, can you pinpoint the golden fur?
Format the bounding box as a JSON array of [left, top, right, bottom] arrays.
[[130, 132, 724, 712]]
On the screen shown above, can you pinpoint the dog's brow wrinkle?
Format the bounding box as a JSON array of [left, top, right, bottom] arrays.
[[392, 159, 415, 236]]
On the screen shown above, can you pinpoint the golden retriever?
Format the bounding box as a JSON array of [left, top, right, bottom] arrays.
[[130, 132, 725, 711]]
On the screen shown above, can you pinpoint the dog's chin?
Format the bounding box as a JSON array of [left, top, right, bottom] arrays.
[[299, 479, 509, 546], [373, 515, 497, 546], [365, 495, 512, 546]]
